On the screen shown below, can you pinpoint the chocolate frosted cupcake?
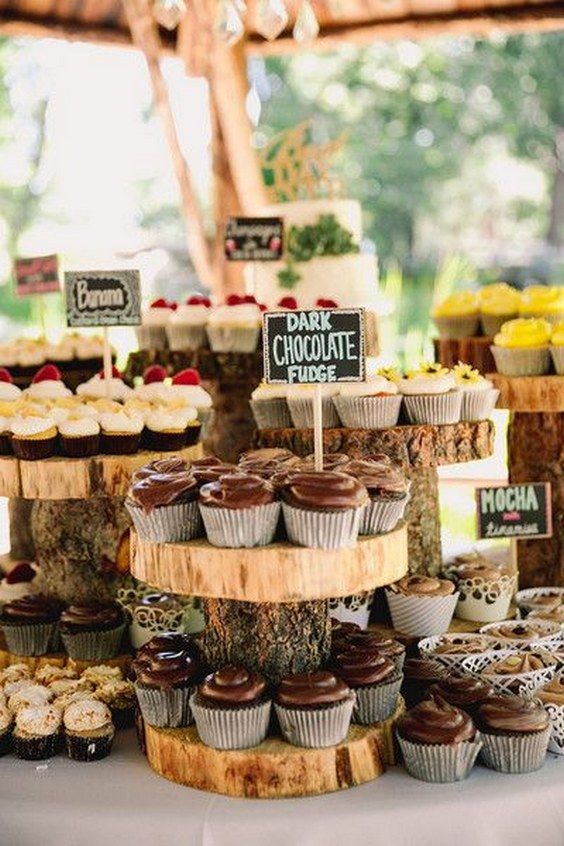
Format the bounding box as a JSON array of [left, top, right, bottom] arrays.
[[135, 631, 200, 661], [297, 453, 351, 472], [282, 472, 368, 550], [126, 457, 202, 543], [191, 457, 238, 487], [345, 458, 409, 535], [333, 650, 402, 724], [190, 666, 271, 749], [386, 576, 458, 637], [59, 603, 126, 661], [427, 674, 495, 717], [1, 594, 62, 656], [274, 671, 355, 748], [63, 698, 115, 761], [133, 640, 204, 728], [401, 658, 446, 709], [480, 652, 555, 695], [332, 629, 406, 672], [199, 473, 280, 548], [396, 696, 482, 783], [475, 694, 550, 773], [13, 704, 63, 760]]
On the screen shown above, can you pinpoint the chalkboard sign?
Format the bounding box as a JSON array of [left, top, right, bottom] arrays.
[[225, 217, 283, 261], [65, 270, 141, 328], [263, 308, 365, 384], [476, 482, 552, 540], [14, 254, 59, 296]]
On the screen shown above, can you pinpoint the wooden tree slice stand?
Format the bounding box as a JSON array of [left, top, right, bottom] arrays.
[[489, 373, 564, 413], [255, 421, 495, 575], [0, 444, 203, 500], [433, 335, 495, 373], [141, 699, 404, 799], [131, 524, 408, 602], [0, 635, 131, 675]]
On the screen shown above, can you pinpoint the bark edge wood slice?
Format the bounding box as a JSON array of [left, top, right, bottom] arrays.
[[142, 699, 404, 798], [131, 523, 408, 602], [489, 374, 564, 412], [0, 444, 203, 500]]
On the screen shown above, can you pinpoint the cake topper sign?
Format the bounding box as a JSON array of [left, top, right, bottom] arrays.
[[14, 254, 60, 297], [225, 217, 283, 262], [64, 270, 141, 328], [475, 482, 552, 540]]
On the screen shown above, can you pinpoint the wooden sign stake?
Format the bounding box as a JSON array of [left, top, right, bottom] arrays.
[[313, 383, 323, 472], [103, 327, 112, 399]]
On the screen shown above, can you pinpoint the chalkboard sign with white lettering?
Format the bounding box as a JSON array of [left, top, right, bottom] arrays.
[[65, 270, 141, 327], [14, 254, 59, 296], [263, 308, 365, 384], [225, 217, 283, 262], [475, 482, 552, 540]]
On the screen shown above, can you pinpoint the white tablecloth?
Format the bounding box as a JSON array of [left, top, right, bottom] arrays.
[[1, 730, 563, 846]]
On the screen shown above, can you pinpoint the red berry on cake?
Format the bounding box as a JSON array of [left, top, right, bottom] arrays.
[[97, 365, 122, 380], [151, 298, 177, 310], [278, 297, 297, 310], [5, 561, 36, 585], [243, 295, 257, 304], [226, 294, 243, 306], [172, 368, 201, 386], [143, 365, 167, 384], [186, 295, 211, 307], [315, 298, 339, 308], [32, 363, 62, 383], [0, 368, 13, 383]]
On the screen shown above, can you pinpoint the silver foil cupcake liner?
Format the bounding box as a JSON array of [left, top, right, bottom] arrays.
[[460, 388, 500, 422], [550, 346, 564, 375], [274, 694, 355, 748], [126, 499, 202, 543], [166, 324, 208, 351], [198, 409, 214, 440], [353, 674, 403, 725], [402, 391, 462, 425], [490, 345, 551, 377], [282, 502, 362, 550], [433, 315, 480, 340], [332, 394, 402, 429], [544, 703, 564, 755], [287, 397, 340, 429], [135, 325, 168, 351], [60, 623, 126, 661], [398, 733, 482, 782], [386, 591, 459, 637], [359, 496, 408, 536], [200, 501, 281, 548], [479, 724, 551, 773], [135, 683, 195, 728], [1, 621, 59, 657], [190, 695, 272, 750], [206, 325, 260, 353], [250, 398, 292, 430]]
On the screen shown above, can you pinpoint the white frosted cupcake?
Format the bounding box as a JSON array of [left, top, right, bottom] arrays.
[[145, 404, 199, 451], [250, 382, 291, 429], [73, 334, 105, 362], [287, 383, 341, 429], [453, 362, 499, 421], [166, 295, 211, 350], [13, 704, 62, 760], [136, 298, 177, 350], [169, 369, 213, 435], [0, 369, 21, 402], [58, 414, 100, 458], [333, 375, 402, 429], [11, 411, 58, 460], [76, 367, 133, 402], [399, 363, 461, 425], [98, 408, 143, 454], [206, 296, 263, 353], [24, 364, 71, 401]]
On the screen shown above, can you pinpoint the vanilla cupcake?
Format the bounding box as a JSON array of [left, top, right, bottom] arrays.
[[0, 404, 14, 455], [58, 413, 100, 458], [98, 407, 143, 454], [63, 698, 114, 761], [11, 410, 58, 460], [453, 363, 499, 422], [23, 364, 72, 402], [491, 318, 552, 376], [550, 322, 564, 374], [0, 368, 21, 402], [432, 291, 480, 339], [478, 283, 522, 336], [133, 365, 172, 403], [145, 403, 199, 451], [166, 294, 211, 350], [250, 382, 291, 429], [386, 575, 458, 637], [136, 298, 177, 350], [520, 285, 564, 325], [206, 295, 263, 353], [333, 375, 402, 429], [76, 367, 133, 402], [287, 383, 341, 429], [13, 704, 62, 760], [169, 369, 214, 436], [399, 363, 461, 425]]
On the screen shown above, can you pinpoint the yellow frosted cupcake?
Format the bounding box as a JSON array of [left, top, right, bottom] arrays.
[[478, 283, 522, 336], [519, 285, 564, 324], [550, 322, 564, 374], [432, 291, 480, 339], [491, 318, 552, 376]]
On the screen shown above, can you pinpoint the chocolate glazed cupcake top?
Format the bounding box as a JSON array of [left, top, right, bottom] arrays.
[[282, 472, 369, 512], [237, 457, 300, 479], [332, 630, 405, 659], [334, 650, 396, 687], [389, 575, 456, 597], [132, 457, 188, 481], [298, 453, 351, 472], [396, 696, 476, 745], [476, 694, 549, 734], [402, 658, 446, 684], [128, 462, 198, 513], [427, 674, 494, 708], [344, 459, 409, 500], [132, 649, 203, 690], [191, 457, 238, 487], [60, 603, 124, 633], [276, 671, 352, 708], [199, 473, 275, 509], [2, 594, 62, 624], [136, 632, 200, 661], [198, 666, 266, 707], [239, 448, 296, 465]]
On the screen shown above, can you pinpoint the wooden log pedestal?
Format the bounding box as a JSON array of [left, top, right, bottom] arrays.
[[0, 634, 131, 675], [255, 421, 495, 576], [434, 335, 495, 374], [140, 698, 404, 799], [489, 374, 564, 587]]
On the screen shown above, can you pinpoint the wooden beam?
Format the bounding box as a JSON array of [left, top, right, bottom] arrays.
[[122, 0, 217, 293]]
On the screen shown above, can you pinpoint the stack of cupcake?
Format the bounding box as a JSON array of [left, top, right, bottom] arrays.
[[0, 333, 109, 376]]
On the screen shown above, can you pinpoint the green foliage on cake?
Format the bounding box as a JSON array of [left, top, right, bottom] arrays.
[[277, 213, 359, 288]]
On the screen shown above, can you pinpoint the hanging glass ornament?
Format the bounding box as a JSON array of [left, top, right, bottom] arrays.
[[293, 0, 319, 43], [153, 0, 187, 31], [214, 0, 245, 45], [255, 0, 289, 41]]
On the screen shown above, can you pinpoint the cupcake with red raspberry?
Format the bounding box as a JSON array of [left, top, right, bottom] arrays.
[[199, 473, 280, 548], [133, 365, 171, 404], [169, 369, 214, 437], [206, 295, 264, 353], [166, 294, 211, 350], [136, 298, 177, 350], [24, 364, 71, 402], [76, 366, 133, 402], [275, 671, 355, 748]]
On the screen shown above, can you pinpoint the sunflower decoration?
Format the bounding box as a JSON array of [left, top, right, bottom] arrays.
[[377, 366, 401, 384], [453, 362, 482, 385], [406, 362, 451, 380]]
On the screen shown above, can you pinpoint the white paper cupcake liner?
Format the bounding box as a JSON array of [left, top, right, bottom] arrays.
[[402, 391, 462, 425], [479, 724, 551, 773], [135, 325, 168, 350], [398, 733, 482, 782], [490, 345, 551, 376], [544, 702, 564, 755], [200, 501, 280, 548], [332, 395, 402, 429], [135, 683, 195, 728], [460, 388, 500, 422], [515, 587, 564, 618], [250, 398, 292, 430], [206, 325, 260, 353], [480, 313, 517, 337], [433, 315, 480, 340], [190, 695, 271, 750], [479, 620, 562, 650], [550, 346, 564, 375], [166, 324, 208, 351], [275, 694, 355, 748], [329, 590, 375, 630], [418, 634, 502, 673], [126, 499, 202, 543], [287, 397, 340, 429], [359, 496, 408, 536], [353, 674, 403, 725], [61, 624, 126, 661], [478, 661, 556, 696], [385, 591, 459, 637], [282, 502, 362, 550], [1, 621, 59, 656], [455, 573, 517, 623]]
